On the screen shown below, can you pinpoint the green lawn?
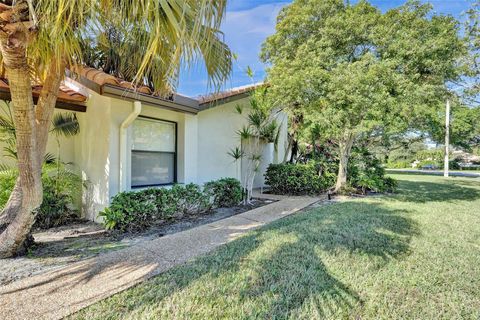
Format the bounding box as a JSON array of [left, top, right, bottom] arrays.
[[71, 175, 480, 320]]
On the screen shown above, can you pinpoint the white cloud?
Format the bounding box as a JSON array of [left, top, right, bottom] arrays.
[[222, 2, 289, 72]]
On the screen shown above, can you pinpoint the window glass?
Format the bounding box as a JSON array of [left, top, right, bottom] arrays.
[[131, 118, 176, 187], [131, 151, 175, 186], [132, 119, 175, 152]]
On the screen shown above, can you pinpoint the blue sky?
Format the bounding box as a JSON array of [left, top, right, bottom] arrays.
[[177, 0, 475, 97]]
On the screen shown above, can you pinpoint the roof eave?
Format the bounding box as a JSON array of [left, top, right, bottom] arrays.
[[198, 91, 250, 111], [102, 85, 199, 115], [0, 87, 87, 112]]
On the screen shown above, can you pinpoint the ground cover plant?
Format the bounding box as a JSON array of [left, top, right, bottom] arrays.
[[72, 174, 480, 319]]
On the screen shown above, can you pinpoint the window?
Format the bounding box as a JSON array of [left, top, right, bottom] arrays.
[[131, 118, 176, 187]]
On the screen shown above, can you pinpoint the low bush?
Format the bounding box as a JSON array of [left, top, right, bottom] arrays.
[[386, 160, 411, 169], [265, 149, 396, 196], [348, 148, 397, 194], [0, 164, 81, 229], [99, 178, 241, 232], [101, 190, 156, 232], [204, 178, 242, 207], [171, 184, 212, 215], [265, 162, 335, 195], [439, 159, 463, 170]]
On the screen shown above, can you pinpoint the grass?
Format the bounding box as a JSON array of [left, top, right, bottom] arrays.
[[71, 175, 480, 320]]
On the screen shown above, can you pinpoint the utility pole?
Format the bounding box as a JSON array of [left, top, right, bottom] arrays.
[[444, 99, 450, 177]]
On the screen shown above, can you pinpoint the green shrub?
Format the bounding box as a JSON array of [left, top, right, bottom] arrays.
[[171, 183, 211, 215], [383, 177, 398, 193], [37, 164, 82, 229], [0, 164, 81, 229], [386, 160, 411, 169], [265, 162, 335, 195], [100, 178, 241, 232], [36, 184, 78, 229], [415, 159, 461, 170], [204, 178, 242, 207], [348, 148, 397, 194], [102, 190, 157, 232], [141, 188, 178, 219]]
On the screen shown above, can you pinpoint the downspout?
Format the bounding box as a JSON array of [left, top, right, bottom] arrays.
[[119, 101, 142, 192]]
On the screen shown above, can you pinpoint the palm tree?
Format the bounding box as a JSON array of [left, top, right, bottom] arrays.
[[0, 0, 232, 258]]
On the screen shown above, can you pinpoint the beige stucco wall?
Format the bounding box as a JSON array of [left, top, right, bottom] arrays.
[[197, 100, 247, 183], [197, 98, 289, 187]]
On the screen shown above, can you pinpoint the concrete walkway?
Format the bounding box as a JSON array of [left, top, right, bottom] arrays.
[[0, 194, 322, 320]]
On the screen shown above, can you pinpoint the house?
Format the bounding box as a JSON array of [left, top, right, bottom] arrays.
[[0, 67, 288, 221]]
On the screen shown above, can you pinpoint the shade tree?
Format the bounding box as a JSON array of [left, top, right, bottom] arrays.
[[261, 0, 466, 191]]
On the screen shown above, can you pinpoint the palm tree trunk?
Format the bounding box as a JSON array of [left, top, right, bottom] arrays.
[[334, 133, 355, 193], [36, 60, 65, 162], [0, 61, 63, 248], [0, 30, 43, 258]]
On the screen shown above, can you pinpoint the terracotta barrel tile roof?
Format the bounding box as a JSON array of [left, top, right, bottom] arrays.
[[74, 66, 157, 96], [0, 79, 87, 104], [79, 67, 119, 86]]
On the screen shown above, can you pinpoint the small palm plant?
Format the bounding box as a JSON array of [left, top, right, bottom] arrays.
[[227, 146, 244, 180], [230, 83, 280, 204]]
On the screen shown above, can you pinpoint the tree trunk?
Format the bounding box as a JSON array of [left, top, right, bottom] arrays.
[[289, 139, 298, 163], [0, 28, 43, 258], [334, 133, 355, 193], [36, 60, 65, 162]]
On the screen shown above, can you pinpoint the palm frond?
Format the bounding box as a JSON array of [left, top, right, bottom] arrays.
[[260, 121, 279, 143], [51, 113, 80, 137], [44, 153, 57, 164], [248, 111, 267, 129], [227, 146, 244, 160], [77, 0, 232, 95], [234, 104, 243, 115], [0, 163, 14, 173], [2, 141, 17, 160], [237, 126, 253, 140], [0, 1, 231, 96]]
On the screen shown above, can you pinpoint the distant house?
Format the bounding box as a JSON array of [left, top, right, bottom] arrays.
[[0, 67, 288, 221]]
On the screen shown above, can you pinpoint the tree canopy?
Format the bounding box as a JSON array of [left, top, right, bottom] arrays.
[[261, 0, 467, 190]]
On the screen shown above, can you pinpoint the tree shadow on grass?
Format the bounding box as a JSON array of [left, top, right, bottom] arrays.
[[390, 179, 480, 203], [234, 201, 419, 319], [71, 201, 419, 319]]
